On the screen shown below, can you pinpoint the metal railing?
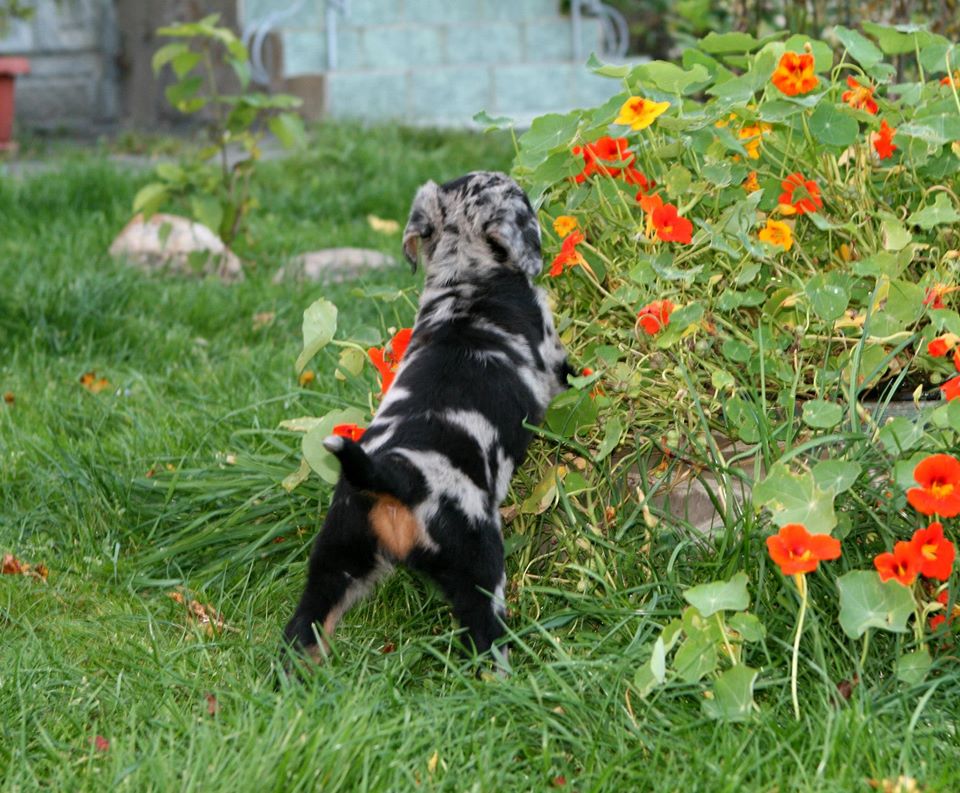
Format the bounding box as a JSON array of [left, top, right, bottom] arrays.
[[571, 0, 629, 63], [242, 0, 350, 85]]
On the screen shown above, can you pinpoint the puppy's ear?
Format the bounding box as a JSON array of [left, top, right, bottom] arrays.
[[485, 208, 543, 278], [402, 180, 441, 272]]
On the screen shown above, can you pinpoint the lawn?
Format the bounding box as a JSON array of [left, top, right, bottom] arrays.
[[1, 123, 957, 792]]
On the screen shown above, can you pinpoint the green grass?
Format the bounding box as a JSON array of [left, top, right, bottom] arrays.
[[1, 124, 958, 792]]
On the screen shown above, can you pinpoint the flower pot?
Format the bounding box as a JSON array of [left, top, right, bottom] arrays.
[[0, 56, 30, 152]]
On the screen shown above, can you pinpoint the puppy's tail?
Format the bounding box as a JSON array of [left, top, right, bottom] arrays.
[[322, 435, 416, 503]]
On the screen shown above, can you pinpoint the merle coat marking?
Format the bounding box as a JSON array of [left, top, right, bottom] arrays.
[[283, 171, 573, 660]]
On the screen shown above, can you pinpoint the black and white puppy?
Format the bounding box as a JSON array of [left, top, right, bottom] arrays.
[[283, 171, 573, 661]]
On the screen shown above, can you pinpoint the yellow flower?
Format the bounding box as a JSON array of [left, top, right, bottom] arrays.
[[614, 96, 671, 131], [553, 215, 579, 237], [743, 171, 760, 193], [738, 123, 772, 159], [759, 218, 793, 251]]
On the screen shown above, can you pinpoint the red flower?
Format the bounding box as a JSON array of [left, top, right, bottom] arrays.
[[549, 230, 586, 277], [652, 204, 694, 244], [906, 454, 960, 518], [929, 337, 951, 357], [923, 284, 957, 310], [930, 590, 959, 631], [779, 173, 823, 214], [766, 523, 842, 575], [842, 76, 878, 114], [871, 120, 897, 160], [910, 521, 956, 581], [572, 136, 635, 183], [368, 328, 413, 397], [636, 299, 675, 335], [624, 166, 653, 192], [943, 376, 960, 401], [875, 541, 923, 586], [332, 423, 365, 442]]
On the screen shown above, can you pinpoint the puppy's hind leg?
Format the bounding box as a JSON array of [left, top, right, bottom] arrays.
[[413, 522, 509, 661], [282, 485, 390, 663]]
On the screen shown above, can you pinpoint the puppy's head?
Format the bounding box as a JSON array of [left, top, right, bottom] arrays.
[[402, 172, 542, 281]]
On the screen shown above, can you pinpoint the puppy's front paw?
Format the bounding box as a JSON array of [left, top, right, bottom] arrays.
[[322, 435, 345, 453]]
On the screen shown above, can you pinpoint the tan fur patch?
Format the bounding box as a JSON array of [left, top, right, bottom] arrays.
[[369, 496, 422, 559]]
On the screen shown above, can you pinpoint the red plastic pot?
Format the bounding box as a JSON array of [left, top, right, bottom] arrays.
[[0, 56, 30, 152]]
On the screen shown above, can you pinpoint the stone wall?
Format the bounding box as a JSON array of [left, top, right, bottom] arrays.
[[0, 0, 118, 133]]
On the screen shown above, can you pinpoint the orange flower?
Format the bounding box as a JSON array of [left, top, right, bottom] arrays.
[[79, 371, 111, 394], [636, 299, 675, 335], [743, 171, 760, 193], [871, 120, 897, 160], [766, 523, 841, 576], [778, 173, 823, 214], [841, 76, 878, 114], [553, 215, 579, 237], [368, 328, 413, 397], [924, 284, 958, 309], [942, 376, 960, 401], [906, 454, 960, 518], [758, 218, 793, 251], [875, 541, 923, 587], [298, 370, 316, 387], [652, 204, 693, 244], [941, 70, 960, 87], [332, 423, 365, 442], [910, 521, 956, 581], [771, 51, 819, 96], [549, 230, 586, 277], [738, 123, 772, 159], [637, 191, 664, 237], [614, 96, 671, 131]]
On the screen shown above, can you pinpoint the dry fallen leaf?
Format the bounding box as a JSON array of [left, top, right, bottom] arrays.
[[3, 391, 13, 405], [2, 554, 23, 575], [80, 371, 111, 394], [205, 693, 219, 716], [167, 589, 227, 635], [868, 777, 922, 793], [2, 553, 48, 581], [252, 311, 275, 331], [367, 214, 400, 235], [427, 750, 439, 775], [93, 735, 109, 753]]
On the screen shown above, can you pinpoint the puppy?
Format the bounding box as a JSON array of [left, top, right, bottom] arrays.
[[283, 171, 573, 661]]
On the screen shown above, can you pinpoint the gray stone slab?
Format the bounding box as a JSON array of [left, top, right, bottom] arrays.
[[326, 70, 408, 120], [444, 23, 523, 65], [408, 64, 494, 121], [360, 25, 446, 69], [492, 62, 576, 115]]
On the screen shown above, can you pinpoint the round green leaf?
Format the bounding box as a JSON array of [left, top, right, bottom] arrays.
[[295, 298, 338, 374], [808, 103, 859, 148], [302, 407, 367, 484], [683, 572, 750, 617], [837, 570, 915, 639], [802, 399, 843, 428]]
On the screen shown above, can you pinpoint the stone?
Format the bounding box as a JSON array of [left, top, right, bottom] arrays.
[[273, 248, 399, 284], [109, 213, 244, 283]]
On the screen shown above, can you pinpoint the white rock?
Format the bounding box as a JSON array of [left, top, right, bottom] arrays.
[[273, 248, 398, 284], [109, 213, 244, 283]]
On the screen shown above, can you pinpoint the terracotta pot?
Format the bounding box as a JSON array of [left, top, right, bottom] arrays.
[[0, 56, 30, 152]]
